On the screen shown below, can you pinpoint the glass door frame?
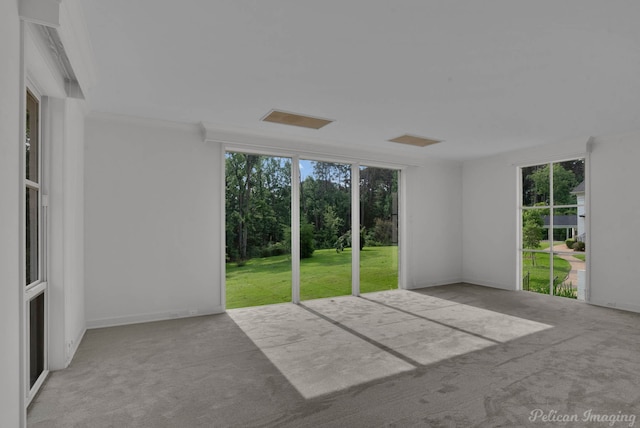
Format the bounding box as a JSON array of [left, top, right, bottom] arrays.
[[221, 144, 405, 308]]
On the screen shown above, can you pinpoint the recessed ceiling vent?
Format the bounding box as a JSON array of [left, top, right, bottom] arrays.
[[388, 134, 442, 147], [262, 109, 334, 130]]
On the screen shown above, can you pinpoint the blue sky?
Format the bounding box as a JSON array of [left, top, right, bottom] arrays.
[[299, 159, 313, 180]]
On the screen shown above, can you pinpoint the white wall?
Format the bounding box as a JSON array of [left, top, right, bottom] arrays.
[[85, 114, 224, 327], [404, 162, 463, 288], [47, 96, 87, 369], [461, 135, 640, 313], [589, 132, 640, 312], [461, 155, 517, 289], [0, 3, 23, 427], [64, 99, 87, 360], [84, 114, 463, 324], [461, 139, 588, 290]]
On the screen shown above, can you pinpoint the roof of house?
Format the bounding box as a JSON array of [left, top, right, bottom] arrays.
[[571, 181, 585, 194], [543, 215, 577, 227]]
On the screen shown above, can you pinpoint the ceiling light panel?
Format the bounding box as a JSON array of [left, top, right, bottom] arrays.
[[262, 110, 334, 130], [388, 134, 442, 147]]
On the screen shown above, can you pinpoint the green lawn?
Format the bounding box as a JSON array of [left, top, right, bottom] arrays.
[[226, 246, 398, 309], [573, 253, 586, 261], [537, 241, 564, 250], [522, 252, 571, 295]]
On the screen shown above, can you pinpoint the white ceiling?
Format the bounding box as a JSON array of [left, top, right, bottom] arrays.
[[81, 0, 640, 161]]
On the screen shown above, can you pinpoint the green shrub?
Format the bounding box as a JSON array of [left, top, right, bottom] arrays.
[[283, 221, 315, 259], [572, 241, 585, 252], [373, 219, 394, 245], [565, 239, 575, 248], [260, 242, 288, 258], [300, 222, 315, 259], [554, 281, 577, 299]]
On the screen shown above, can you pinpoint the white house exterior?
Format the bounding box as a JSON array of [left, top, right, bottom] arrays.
[[572, 181, 586, 241]]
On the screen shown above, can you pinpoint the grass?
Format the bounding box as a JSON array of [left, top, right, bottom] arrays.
[[226, 246, 398, 309], [572, 253, 586, 261], [536, 241, 564, 250], [522, 252, 571, 295]]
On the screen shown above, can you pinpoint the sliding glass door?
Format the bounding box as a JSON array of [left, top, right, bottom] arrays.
[[299, 160, 352, 301], [359, 166, 399, 293], [225, 153, 292, 308], [225, 151, 401, 308]]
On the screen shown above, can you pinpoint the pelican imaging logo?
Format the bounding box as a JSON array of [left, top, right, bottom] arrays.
[[529, 409, 636, 426]]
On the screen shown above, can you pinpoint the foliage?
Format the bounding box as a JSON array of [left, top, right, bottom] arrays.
[[554, 281, 577, 299], [565, 239, 575, 248], [283, 220, 315, 259], [335, 227, 365, 252], [522, 210, 544, 265], [572, 241, 585, 252], [300, 221, 315, 258], [373, 219, 394, 245], [522, 252, 571, 294], [226, 153, 291, 261], [226, 154, 399, 264], [259, 242, 287, 258], [523, 162, 583, 206], [225, 246, 398, 308], [322, 206, 343, 249]]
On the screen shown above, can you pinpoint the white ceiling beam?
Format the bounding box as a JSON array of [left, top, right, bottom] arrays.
[[19, 0, 61, 28]]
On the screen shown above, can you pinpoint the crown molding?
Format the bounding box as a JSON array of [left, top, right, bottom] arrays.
[[200, 122, 458, 168]]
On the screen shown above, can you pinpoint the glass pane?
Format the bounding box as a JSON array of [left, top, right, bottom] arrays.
[[522, 251, 551, 295], [26, 187, 39, 285], [553, 250, 586, 301], [551, 208, 578, 252], [225, 153, 292, 308], [552, 205, 586, 300], [521, 208, 548, 250], [552, 159, 584, 205], [360, 166, 398, 293], [522, 164, 549, 206], [26, 91, 39, 183], [300, 160, 351, 301], [29, 292, 45, 388]]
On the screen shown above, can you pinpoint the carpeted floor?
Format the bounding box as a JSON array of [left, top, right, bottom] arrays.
[[28, 283, 640, 427]]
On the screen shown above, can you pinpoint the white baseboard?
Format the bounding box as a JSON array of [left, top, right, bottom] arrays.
[[461, 278, 515, 290], [405, 278, 463, 290], [65, 327, 86, 367], [588, 298, 640, 314], [86, 305, 225, 329]]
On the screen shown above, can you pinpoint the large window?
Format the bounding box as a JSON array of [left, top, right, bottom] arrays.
[[520, 159, 586, 300], [299, 160, 352, 300], [225, 151, 401, 308], [359, 166, 399, 293], [25, 90, 47, 400], [225, 153, 292, 309]]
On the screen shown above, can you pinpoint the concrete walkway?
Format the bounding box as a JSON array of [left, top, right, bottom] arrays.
[[551, 243, 586, 286]]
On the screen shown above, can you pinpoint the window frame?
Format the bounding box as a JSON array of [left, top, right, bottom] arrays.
[[221, 144, 405, 308], [518, 156, 588, 299], [24, 85, 49, 406]]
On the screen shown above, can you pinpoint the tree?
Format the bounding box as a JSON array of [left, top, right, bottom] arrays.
[[322, 206, 343, 248], [284, 220, 315, 259], [225, 153, 291, 261], [522, 209, 544, 265], [529, 164, 578, 205]]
